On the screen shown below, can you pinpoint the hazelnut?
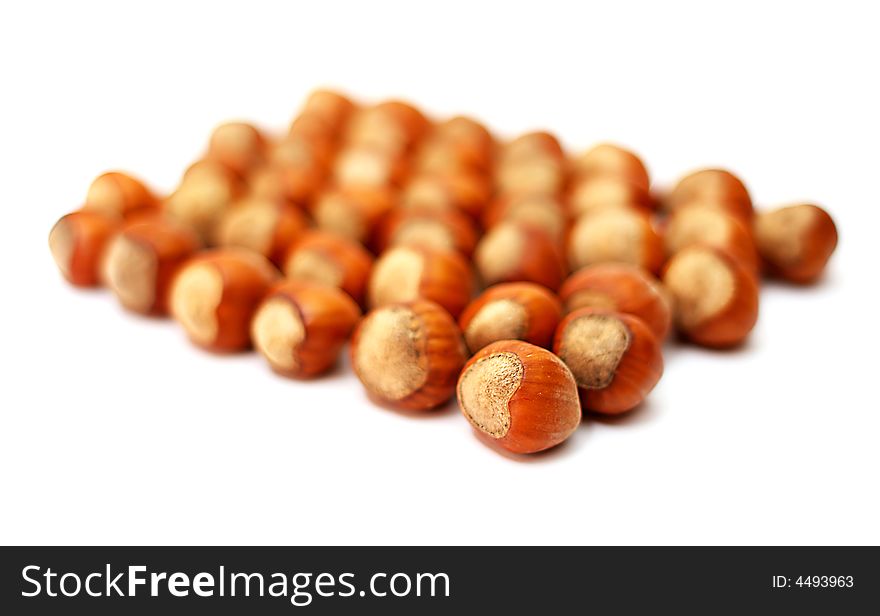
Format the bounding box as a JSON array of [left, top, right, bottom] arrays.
[[662, 206, 759, 274], [559, 263, 672, 341], [495, 155, 566, 197], [474, 222, 566, 291], [374, 208, 479, 257], [216, 198, 309, 266], [570, 143, 650, 191], [566, 175, 654, 218], [251, 279, 361, 378], [169, 248, 280, 352], [286, 115, 337, 160], [344, 101, 427, 155], [102, 218, 201, 315], [48, 210, 120, 287], [206, 122, 267, 177], [332, 146, 408, 189], [459, 282, 562, 353], [457, 340, 580, 454], [164, 160, 245, 244], [367, 245, 473, 318], [567, 208, 664, 274], [554, 308, 663, 414], [283, 230, 374, 305], [482, 194, 568, 243], [266, 137, 332, 205], [351, 299, 466, 411], [299, 89, 356, 133], [755, 204, 838, 283], [399, 172, 491, 219], [666, 168, 753, 221], [662, 245, 759, 348], [311, 186, 393, 245], [83, 171, 157, 219], [425, 116, 494, 171], [501, 131, 564, 163]]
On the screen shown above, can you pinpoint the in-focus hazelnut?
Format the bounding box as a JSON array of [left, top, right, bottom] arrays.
[[567, 208, 664, 274], [216, 199, 309, 266], [459, 282, 562, 353], [169, 248, 280, 352], [351, 299, 466, 410], [367, 245, 473, 318], [662, 245, 759, 348], [554, 308, 663, 414], [283, 230, 374, 305], [49, 210, 120, 287], [755, 204, 838, 284], [559, 263, 672, 341], [474, 222, 566, 291], [251, 279, 361, 378], [83, 171, 157, 219], [457, 340, 580, 454], [102, 218, 201, 315]]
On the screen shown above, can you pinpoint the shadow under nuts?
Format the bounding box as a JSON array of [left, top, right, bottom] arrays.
[[457, 340, 581, 454], [351, 299, 467, 411]]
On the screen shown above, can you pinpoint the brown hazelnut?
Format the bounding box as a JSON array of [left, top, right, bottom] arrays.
[[332, 145, 408, 189], [164, 159, 246, 244], [457, 340, 580, 454], [666, 168, 753, 221], [48, 210, 120, 287], [251, 279, 361, 378], [169, 248, 280, 352], [399, 172, 491, 219], [482, 194, 568, 243], [495, 154, 566, 197], [266, 137, 332, 206], [458, 282, 562, 353], [501, 131, 564, 163], [570, 143, 650, 191], [755, 204, 838, 284], [311, 186, 393, 245], [216, 198, 309, 266], [425, 116, 494, 171], [102, 218, 201, 315], [205, 122, 268, 177], [374, 208, 479, 257], [663, 206, 759, 274], [567, 208, 664, 274], [367, 245, 474, 318], [474, 222, 566, 291], [298, 89, 356, 133], [559, 263, 672, 341], [566, 175, 654, 218], [351, 299, 466, 411], [662, 245, 759, 348], [83, 171, 158, 219], [283, 230, 374, 305], [554, 308, 663, 414]]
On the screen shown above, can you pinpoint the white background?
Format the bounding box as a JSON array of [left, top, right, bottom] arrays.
[[1, 0, 877, 545]]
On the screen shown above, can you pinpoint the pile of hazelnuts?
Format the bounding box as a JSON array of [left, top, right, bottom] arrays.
[[49, 90, 838, 455]]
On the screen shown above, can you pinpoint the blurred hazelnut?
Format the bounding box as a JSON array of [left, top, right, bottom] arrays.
[[567, 209, 664, 274], [83, 171, 158, 219], [283, 230, 374, 305], [474, 222, 566, 291], [663, 206, 759, 274], [666, 168, 753, 221], [375, 208, 479, 256], [216, 199, 309, 266], [559, 263, 672, 341], [570, 143, 650, 190], [48, 210, 120, 287], [755, 204, 838, 284]]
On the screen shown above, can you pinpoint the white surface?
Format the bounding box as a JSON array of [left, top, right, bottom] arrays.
[[1, 0, 878, 546]]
